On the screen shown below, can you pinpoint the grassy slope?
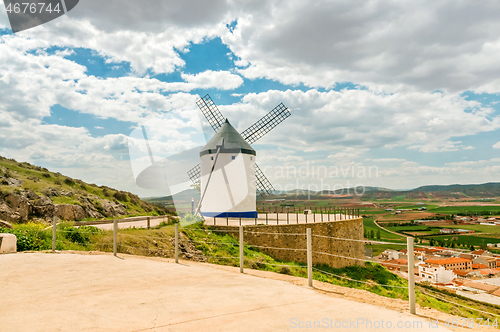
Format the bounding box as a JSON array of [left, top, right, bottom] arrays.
[[0, 156, 165, 220]]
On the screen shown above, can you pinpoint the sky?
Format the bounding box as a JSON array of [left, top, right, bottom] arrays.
[[0, 0, 499, 197]]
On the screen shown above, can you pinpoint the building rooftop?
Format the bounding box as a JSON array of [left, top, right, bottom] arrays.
[[426, 257, 471, 265], [200, 119, 256, 156]]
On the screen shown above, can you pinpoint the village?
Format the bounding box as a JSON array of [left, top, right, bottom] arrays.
[[376, 244, 500, 305]]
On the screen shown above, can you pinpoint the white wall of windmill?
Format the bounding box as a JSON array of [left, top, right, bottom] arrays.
[[200, 152, 256, 215]]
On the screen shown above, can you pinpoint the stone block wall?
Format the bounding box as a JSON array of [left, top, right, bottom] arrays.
[[210, 217, 364, 268]]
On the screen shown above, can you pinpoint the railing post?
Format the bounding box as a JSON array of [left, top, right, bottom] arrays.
[[239, 226, 244, 273], [52, 216, 57, 252], [239, 214, 242, 226], [287, 212, 289, 224], [113, 219, 117, 257], [296, 212, 298, 223], [407, 237, 416, 314], [307, 228, 312, 287], [266, 212, 268, 225], [147, 217, 150, 229], [214, 215, 216, 226], [226, 214, 229, 226], [313, 212, 316, 223], [277, 212, 279, 225], [175, 223, 179, 263], [305, 213, 308, 223]]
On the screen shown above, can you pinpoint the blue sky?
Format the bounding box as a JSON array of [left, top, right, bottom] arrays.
[[1, 0, 499, 196]]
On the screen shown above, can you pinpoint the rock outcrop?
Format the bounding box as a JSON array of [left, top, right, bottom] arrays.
[[0, 189, 130, 223], [0, 177, 24, 187], [55, 204, 87, 221]]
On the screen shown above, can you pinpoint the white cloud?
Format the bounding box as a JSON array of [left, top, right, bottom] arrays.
[[494, 142, 500, 149], [222, 1, 500, 93], [233, 89, 500, 153]]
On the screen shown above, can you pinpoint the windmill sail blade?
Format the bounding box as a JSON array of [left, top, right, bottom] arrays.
[[188, 163, 201, 185], [240, 103, 290, 144], [196, 94, 226, 132], [255, 163, 275, 196]]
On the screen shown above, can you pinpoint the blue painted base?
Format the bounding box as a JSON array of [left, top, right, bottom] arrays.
[[202, 211, 258, 218]]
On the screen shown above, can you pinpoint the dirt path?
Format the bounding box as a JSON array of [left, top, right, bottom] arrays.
[[373, 218, 409, 238]]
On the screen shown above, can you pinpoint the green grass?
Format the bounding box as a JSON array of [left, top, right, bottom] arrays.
[[428, 206, 500, 215], [363, 218, 406, 242], [444, 224, 500, 234]]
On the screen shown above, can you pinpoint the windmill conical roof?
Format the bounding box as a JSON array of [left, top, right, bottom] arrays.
[[200, 119, 256, 156]]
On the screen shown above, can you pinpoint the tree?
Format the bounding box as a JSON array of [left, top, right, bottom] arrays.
[[370, 230, 375, 239], [376, 230, 381, 240], [364, 230, 368, 238], [470, 245, 475, 251], [430, 239, 435, 246]]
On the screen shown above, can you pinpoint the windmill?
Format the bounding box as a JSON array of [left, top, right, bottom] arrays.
[[189, 94, 290, 218]]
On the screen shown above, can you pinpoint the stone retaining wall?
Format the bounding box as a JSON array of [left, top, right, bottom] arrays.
[[211, 217, 364, 268]]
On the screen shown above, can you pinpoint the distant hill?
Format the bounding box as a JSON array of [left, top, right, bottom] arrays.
[[142, 182, 500, 205], [145, 188, 200, 205], [0, 156, 168, 223]]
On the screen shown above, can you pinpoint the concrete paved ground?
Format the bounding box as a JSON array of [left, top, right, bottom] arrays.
[[0, 252, 449, 332]]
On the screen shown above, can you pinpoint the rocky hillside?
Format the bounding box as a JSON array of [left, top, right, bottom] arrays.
[[0, 156, 167, 223]]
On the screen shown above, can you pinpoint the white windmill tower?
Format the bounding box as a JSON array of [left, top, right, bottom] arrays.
[[189, 95, 291, 218]]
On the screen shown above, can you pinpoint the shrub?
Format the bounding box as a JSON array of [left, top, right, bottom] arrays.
[[0, 223, 51, 251], [279, 266, 291, 275], [113, 191, 128, 202], [103, 189, 110, 197], [129, 193, 141, 205], [64, 178, 75, 186], [54, 179, 62, 186], [62, 225, 100, 245], [42, 173, 51, 178]]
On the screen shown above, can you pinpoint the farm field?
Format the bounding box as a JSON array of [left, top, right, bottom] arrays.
[[426, 234, 500, 248], [363, 218, 405, 242], [428, 206, 500, 214]]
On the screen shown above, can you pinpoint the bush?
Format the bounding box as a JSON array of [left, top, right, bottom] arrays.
[[62, 225, 100, 245], [42, 173, 51, 178], [64, 178, 75, 186], [54, 179, 62, 186], [113, 191, 128, 202], [129, 193, 141, 205], [279, 265, 291, 275], [0, 223, 51, 251]]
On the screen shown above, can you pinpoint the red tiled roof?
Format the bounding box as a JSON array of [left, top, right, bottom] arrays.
[[453, 270, 469, 276], [472, 263, 488, 269], [463, 281, 498, 292], [426, 257, 471, 265]]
